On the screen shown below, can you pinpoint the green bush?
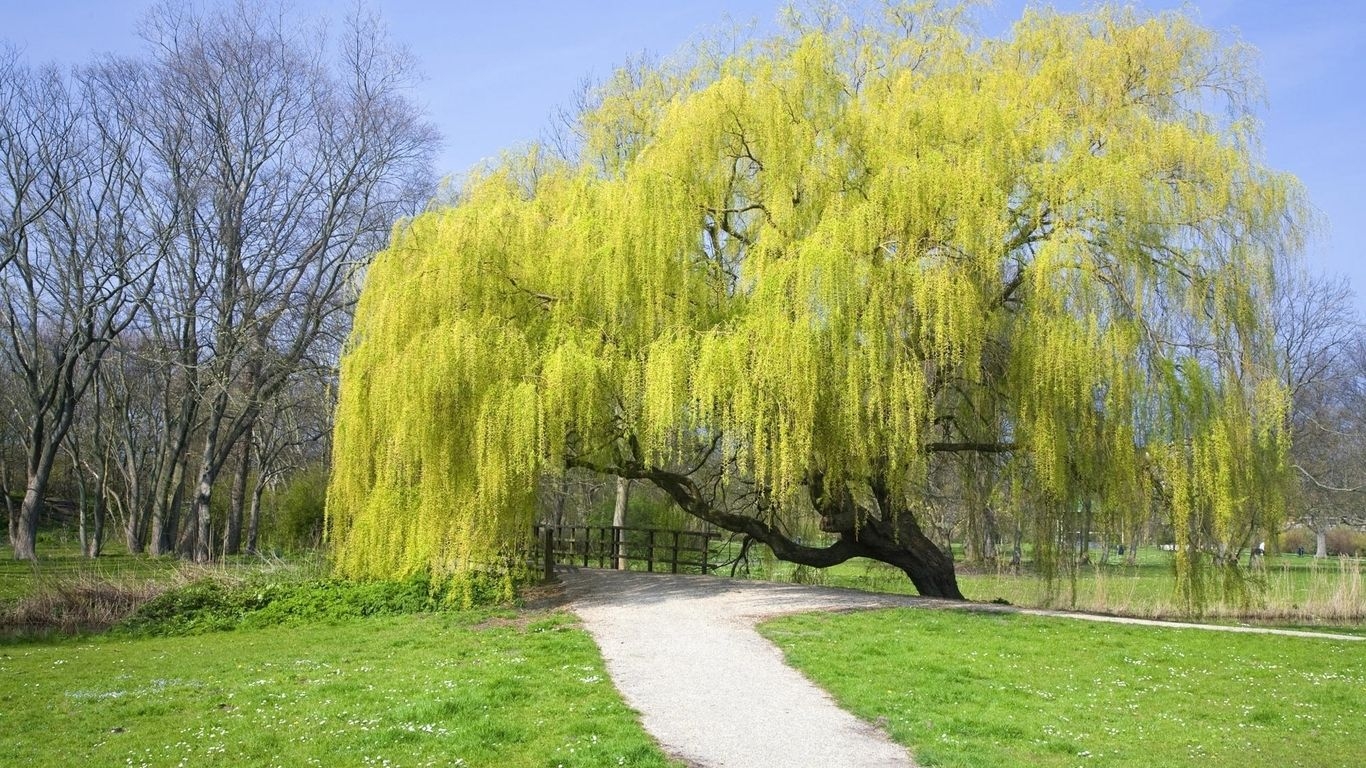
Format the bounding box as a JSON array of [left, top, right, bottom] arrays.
[[263, 466, 328, 552], [116, 570, 521, 637], [119, 580, 245, 635]]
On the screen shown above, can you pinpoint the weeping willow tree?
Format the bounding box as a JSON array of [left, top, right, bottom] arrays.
[[327, 2, 1304, 602]]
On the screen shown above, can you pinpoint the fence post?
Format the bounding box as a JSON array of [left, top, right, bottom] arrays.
[[700, 533, 711, 574], [671, 530, 681, 574], [646, 529, 655, 572], [543, 526, 555, 582]]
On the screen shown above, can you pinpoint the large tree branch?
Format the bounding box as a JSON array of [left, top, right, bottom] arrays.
[[566, 454, 861, 568], [1293, 463, 1363, 493]]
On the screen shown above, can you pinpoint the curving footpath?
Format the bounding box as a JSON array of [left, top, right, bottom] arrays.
[[563, 568, 925, 768], [562, 567, 1360, 768]]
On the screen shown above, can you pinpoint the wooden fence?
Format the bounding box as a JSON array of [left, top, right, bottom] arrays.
[[533, 524, 715, 579]]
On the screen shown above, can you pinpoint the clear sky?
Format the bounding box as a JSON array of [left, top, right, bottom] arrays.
[[4, 1, 1362, 306]]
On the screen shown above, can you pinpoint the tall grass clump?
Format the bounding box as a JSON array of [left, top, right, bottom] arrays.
[[2, 573, 171, 635]]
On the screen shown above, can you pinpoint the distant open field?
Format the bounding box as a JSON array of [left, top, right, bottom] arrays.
[[723, 544, 1365, 628]]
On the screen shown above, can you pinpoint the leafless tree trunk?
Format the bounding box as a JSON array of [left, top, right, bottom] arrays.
[[223, 423, 251, 556], [613, 476, 631, 568]]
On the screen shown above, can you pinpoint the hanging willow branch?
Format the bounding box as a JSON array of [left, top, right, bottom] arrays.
[[327, 3, 1303, 602]]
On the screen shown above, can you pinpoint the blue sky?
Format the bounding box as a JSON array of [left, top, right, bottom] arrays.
[[4, 1, 1362, 305]]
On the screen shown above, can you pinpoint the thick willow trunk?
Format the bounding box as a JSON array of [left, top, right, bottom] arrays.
[[573, 456, 966, 600], [826, 509, 964, 599]]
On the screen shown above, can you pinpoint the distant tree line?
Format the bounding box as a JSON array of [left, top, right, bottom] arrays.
[[1, 1, 438, 561], [1273, 260, 1366, 556]]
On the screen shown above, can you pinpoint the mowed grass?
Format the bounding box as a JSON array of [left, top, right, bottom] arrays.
[[760, 608, 1364, 768], [0, 611, 679, 768]]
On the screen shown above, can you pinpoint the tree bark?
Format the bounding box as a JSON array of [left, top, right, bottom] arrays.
[[149, 452, 188, 556], [14, 474, 49, 561], [120, 446, 144, 553], [246, 471, 267, 555], [14, 429, 66, 561], [613, 476, 631, 569], [223, 428, 251, 556], [88, 481, 107, 558]]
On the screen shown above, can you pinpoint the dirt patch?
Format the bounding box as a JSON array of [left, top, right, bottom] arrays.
[[472, 607, 581, 633], [518, 579, 569, 610]]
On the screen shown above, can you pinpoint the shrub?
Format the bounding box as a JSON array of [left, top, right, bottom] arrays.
[[118, 579, 246, 636], [1278, 527, 1312, 554], [263, 466, 328, 552], [1325, 528, 1366, 557], [2, 575, 168, 635], [116, 570, 522, 637]]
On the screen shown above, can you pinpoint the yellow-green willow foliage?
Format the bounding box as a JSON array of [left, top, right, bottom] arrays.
[[328, 3, 1303, 596]]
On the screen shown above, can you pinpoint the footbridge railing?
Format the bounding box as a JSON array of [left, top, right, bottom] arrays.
[[534, 524, 716, 580]]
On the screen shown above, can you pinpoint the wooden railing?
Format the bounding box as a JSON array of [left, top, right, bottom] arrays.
[[534, 524, 715, 578]]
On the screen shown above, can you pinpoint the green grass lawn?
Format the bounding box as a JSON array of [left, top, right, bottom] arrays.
[[0, 611, 679, 768], [760, 608, 1365, 768]]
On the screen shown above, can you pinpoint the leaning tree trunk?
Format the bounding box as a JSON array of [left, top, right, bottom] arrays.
[[14, 482, 45, 561], [574, 455, 966, 600], [14, 437, 64, 560]]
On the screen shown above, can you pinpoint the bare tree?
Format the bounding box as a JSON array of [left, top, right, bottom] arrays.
[[124, 2, 436, 560], [1272, 258, 1365, 555], [56, 2, 437, 561], [0, 53, 155, 560]]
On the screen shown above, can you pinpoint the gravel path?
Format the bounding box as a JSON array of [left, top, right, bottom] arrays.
[[563, 568, 926, 768], [562, 568, 1361, 768]]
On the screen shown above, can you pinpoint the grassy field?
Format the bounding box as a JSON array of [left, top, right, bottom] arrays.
[[760, 608, 1365, 768], [722, 544, 1365, 626], [0, 610, 679, 768], [3, 536, 1360, 767]]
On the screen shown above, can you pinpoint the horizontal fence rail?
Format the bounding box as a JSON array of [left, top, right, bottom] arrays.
[[534, 524, 715, 577]]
